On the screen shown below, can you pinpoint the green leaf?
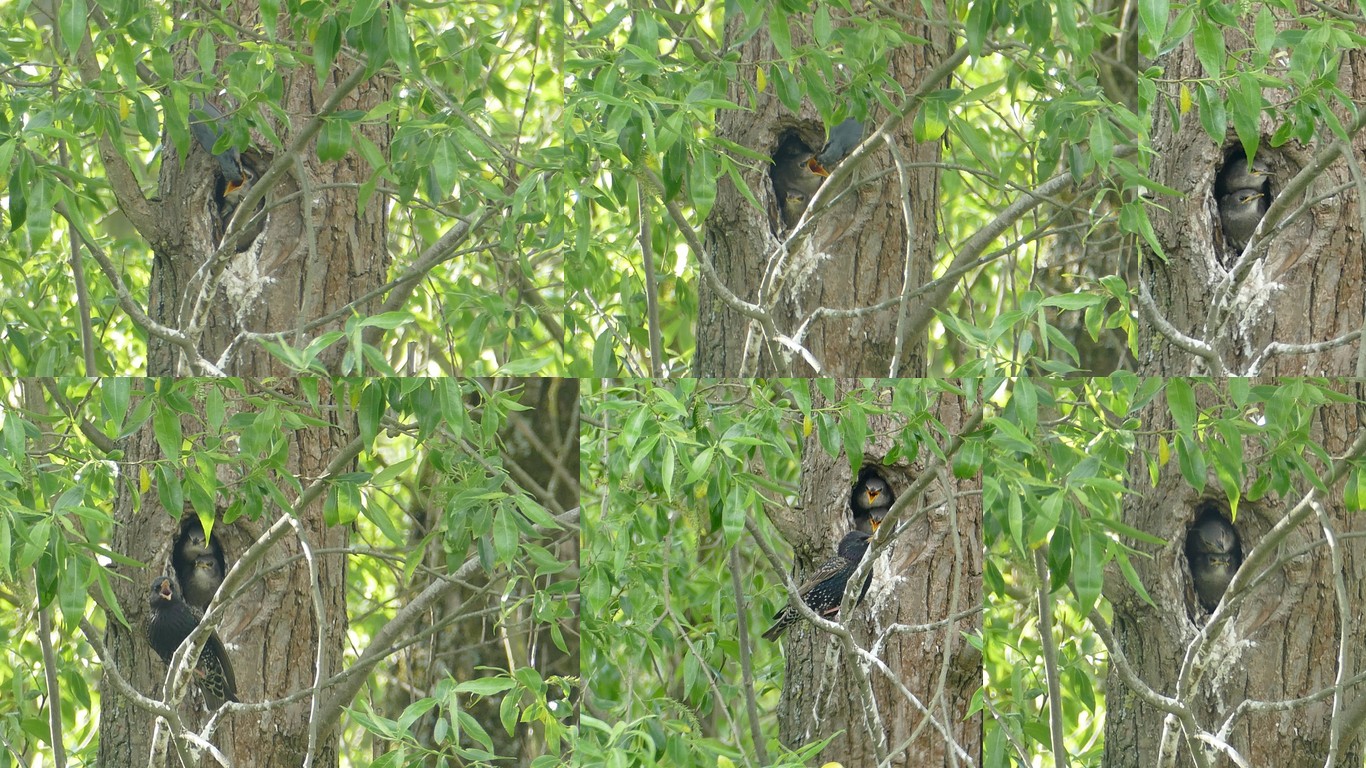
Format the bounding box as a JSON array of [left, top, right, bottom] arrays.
[[317, 118, 353, 162], [1346, 467, 1365, 511], [1138, 0, 1169, 53], [1230, 72, 1263, 159], [102, 379, 130, 436], [1192, 16, 1225, 78], [313, 16, 341, 83], [839, 413, 866, 476], [965, 0, 994, 55], [1115, 548, 1156, 607], [152, 400, 183, 461], [493, 507, 519, 562], [456, 677, 517, 695], [1176, 432, 1207, 492], [953, 436, 984, 479], [494, 356, 555, 376], [1165, 379, 1196, 434], [58, 0, 87, 56], [1073, 528, 1105, 616], [767, 9, 792, 60], [913, 98, 949, 143], [348, 0, 383, 28], [592, 330, 617, 377], [358, 381, 384, 447]]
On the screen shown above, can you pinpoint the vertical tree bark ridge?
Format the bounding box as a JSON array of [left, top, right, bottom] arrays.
[[696, 0, 951, 376]]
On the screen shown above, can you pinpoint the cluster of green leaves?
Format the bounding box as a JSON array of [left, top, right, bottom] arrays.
[[928, 0, 1149, 373], [0, 378, 574, 765], [978, 376, 1156, 764], [1148, 0, 1366, 156], [580, 379, 798, 763], [1152, 379, 1366, 514]]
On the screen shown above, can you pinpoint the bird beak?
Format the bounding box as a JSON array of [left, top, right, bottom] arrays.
[[807, 157, 831, 177], [867, 488, 880, 503], [869, 517, 881, 532], [159, 582, 172, 600]]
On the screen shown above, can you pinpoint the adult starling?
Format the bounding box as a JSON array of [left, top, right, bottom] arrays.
[[852, 475, 894, 534], [190, 97, 247, 195], [771, 141, 825, 228], [1219, 190, 1268, 254], [1186, 516, 1241, 611], [762, 531, 873, 641], [808, 117, 865, 176], [147, 576, 238, 708]]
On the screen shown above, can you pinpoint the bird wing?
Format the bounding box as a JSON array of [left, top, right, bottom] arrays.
[[796, 552, 855, 594]]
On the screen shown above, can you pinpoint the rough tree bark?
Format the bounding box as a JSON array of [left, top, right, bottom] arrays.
[[97, 381, 350, 767], [1104, 380, 1366, 766], [137, 3, 392, 376], [766, 380, 981, 765], [695, 1, 950, 377], [1141, 8, 1366, 376]]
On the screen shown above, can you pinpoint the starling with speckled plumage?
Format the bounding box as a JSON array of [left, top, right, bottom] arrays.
[[852, 474, 893, 534], [147, 576, 238, 708], [762, 531, 872, 641]]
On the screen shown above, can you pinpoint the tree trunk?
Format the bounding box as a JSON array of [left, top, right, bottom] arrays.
[[772, 380, 981, 765], [1104, 380, 1366, 765], [97, 380, 350, 767], [695, 1, 949, 377], [145, 1, 392, 376], [1141, 15, 1366, 376]]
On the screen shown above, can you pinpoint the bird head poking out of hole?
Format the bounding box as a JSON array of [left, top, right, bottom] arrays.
[[852, 468, 895, 534], [1186, 506, 1242, 612]]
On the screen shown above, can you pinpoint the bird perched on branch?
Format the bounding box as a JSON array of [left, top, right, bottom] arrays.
[[762, 530, 873, 641], [852, 473, 893, 534], [147, 576, 238, 708], [1187, 514, 1241, 611], [174, 519, 227, 611], [807, 117, 865, 177], [1219, 190, 1267, 254]]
